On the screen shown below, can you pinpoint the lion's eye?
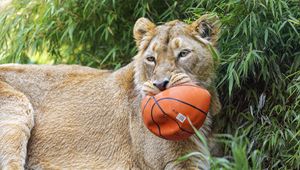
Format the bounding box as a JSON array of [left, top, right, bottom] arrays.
[[178, 49, 191, 58], [146, 56, 155, 62]]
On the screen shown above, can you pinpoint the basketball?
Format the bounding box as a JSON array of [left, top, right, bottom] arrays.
[[141, 84, 211, 141]]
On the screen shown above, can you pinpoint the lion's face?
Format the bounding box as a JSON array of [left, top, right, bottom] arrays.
[[133, 15, 220, 95]]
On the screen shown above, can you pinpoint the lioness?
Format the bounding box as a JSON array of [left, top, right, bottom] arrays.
[[0, 15, 221, 170]]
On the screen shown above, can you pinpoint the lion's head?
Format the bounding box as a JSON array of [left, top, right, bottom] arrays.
[[133, 15, 220, 96]]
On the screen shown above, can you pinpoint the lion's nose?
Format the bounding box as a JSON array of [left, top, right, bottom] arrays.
[[153, 79, 169, 91]]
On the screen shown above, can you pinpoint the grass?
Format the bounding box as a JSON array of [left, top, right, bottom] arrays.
[[0, 0, 299, 169]]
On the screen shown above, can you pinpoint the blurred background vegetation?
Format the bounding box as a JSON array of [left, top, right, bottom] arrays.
[[0, 0, 299, 169]]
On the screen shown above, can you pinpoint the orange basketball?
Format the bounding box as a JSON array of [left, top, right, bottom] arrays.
[[141, 84, 211, 141]]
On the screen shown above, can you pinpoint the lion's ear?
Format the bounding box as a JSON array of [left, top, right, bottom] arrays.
[[133, 18, 156, 47], [190, 14, 220, 46]]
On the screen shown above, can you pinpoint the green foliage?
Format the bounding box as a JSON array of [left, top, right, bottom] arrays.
[[211, 0, 300, 169], [0, 0, 299, 169]]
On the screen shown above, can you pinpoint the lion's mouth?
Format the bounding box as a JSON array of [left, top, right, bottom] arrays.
[[142, 73, 193, 96]]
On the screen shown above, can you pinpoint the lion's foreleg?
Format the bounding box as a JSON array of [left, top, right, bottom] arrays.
[[0, 81, 34, 170]]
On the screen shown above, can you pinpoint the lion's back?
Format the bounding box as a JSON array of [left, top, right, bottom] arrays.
[[0, 64, 111, 105]]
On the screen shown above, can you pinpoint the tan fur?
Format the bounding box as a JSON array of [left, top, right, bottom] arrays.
[[0, 16, 221, 170]]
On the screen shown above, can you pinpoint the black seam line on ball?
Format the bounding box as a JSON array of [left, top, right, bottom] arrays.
[[152, 97, 194, 134], [142, 97, 152, 116], [150, 96, 164, 139], [156, 97, 208, 116]]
